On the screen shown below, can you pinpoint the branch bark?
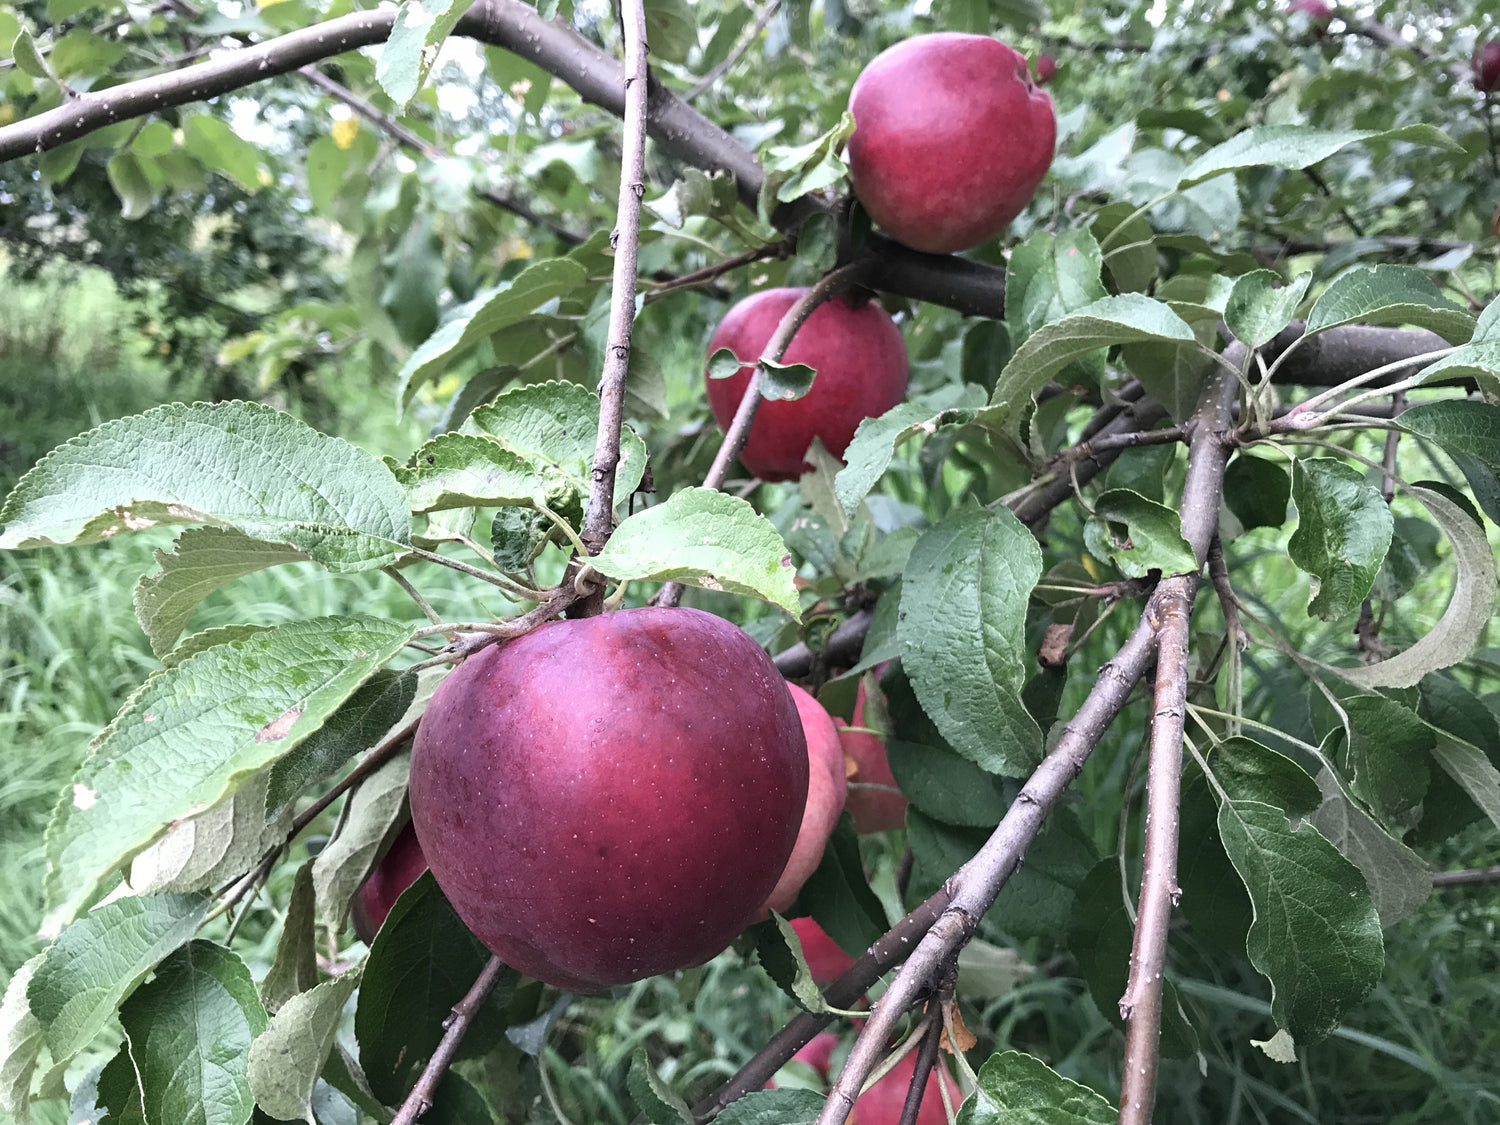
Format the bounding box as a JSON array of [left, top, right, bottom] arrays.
[[390, 954, 509, 1125]]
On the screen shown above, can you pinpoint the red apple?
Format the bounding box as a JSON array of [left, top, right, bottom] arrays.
[[351, 821, 428, 944], [409, 607, 809, 992], [705, 288, 909, 482], [1476, 41, 1500, 93], [850, 1051, 962, 1125], [1034, 54, 1057, 84], [835, 675, 908, 834], [791, 915, 857, 983], [847, 33, 1056, 254], [765, 1031, 842, 1089], [764, 685, 850, 914], [1287, 0, 1334, 24]]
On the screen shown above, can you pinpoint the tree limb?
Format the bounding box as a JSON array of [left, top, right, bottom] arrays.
[[390, 954, 509, 1125]]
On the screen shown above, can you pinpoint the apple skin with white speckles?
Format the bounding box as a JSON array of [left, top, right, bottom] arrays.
[[409, 606, 809, 992]]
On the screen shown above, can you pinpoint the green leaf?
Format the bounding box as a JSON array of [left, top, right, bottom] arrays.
[[1224, 270, 1311, 349], [126, 770, 290, 896], [11, 28, 55, 81], [266, 667, 419, 818], [899, 506, 1043, 775], [1408, 341, 1500, 404], [753, 913, 830, 1016], [1178, 124, 1463, 189], [1302, 266, 1475, 343], [1005, 228, 1109, 345], [1210, 736, 1322, 818], [1338, 486, 1497, 688], [0, 956, 44, 1125], [1119, 274, 1228, 424], [958, 1049, 1116, 1123], [392, 433, 572, 512], [1338, 693, 1433, 833], [118, 941, 267, 1125], [466, 379, 647, 507], [835, 400, 983, 518], [0, 401, 411, 571], [1287, 459, 1393, 621], [28, 893, 207, 1064], [183, 114, 264, 191], [1430, 734, 1500, 833], [161, 624, 272, 669], [105, 153, 154, 220], [642, 0, 696, 63], [712, 1088, 825, 1125], [1309, 770, 1430, 928], [396, 259, 588, 409], [45, 615, 412, 924], [259, 862, 318, 1014], [1223, 454, 1290, 531], [760, 359, 818, 402], [377, 0, 477, 106], [1217, 800, 1383, 1043], [1400, 400, 1500, 496], [792, 814, 887, 956], [247, 967, 362, 1123], [591, 487, 800, 618], [628, 1047, 694, 1125], [985, 294, 1196, 432], [134, 528, 309, 657], [356, 873, 516, 1103], [312, 749, 412, 935], [1083, 489, 1197, 578], [1091, 202, 1156, 294]]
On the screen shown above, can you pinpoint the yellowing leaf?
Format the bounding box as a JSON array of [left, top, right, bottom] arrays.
[[331, 117, 359, 150]]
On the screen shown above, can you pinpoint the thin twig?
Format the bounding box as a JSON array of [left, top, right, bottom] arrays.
[[683, 0, 781, 101], [579, 0, 650, 560], [898, 1012, 943, 1125], [658, 262, 867, 608], [1433, 864, 1500, 887], [391, 955, 509, 1125], [384, 566, 449, 629], [1117, 578, 1193, 1125]]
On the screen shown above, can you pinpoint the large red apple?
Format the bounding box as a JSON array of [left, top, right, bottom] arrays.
[[351, 821, 428, 944], [1476, 41, 1500, 93], [764, 685, 850, 914], [850, 1051, 962, 1125], [409, 607, 809, 992], [835, 674, 908, 834], [704, 288, 909, 482], [847, 33, 1056, 254], [791, 915, 857, 983]]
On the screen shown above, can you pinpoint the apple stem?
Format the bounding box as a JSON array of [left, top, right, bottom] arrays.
[[390, 954, 509, 1125]]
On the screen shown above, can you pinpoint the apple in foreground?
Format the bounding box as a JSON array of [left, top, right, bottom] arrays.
[[764, 685, 850, 914], [851, 1051, 962, 1125], [847, 33, 1056, 254], [836, 674, 908, 834], [1476, 41, 1500, 93], [409, 607, 808, 992], [351, 821, 428, 943], [705, 288, 909, 481]]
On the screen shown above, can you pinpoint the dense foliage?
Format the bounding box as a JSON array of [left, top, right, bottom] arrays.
[[3, 1, 1500, 1124]]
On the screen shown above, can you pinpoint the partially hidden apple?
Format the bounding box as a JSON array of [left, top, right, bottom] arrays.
[[764, 685, 850, 914], [791, 915, 857, 983], [847, 33, 1056, 254], [1287, 0, 1334, 24], [705, 288, 909, 481], [409, 607, 809, 992], [850, 1051, 962, 1125], [835, 673, 908, 834], [351, 821, 428, 944], [1034, 54, 1057, 84], [1475, 41, 1500, 93]]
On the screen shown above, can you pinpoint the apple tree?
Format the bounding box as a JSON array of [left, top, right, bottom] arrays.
[[2, 0, 1500, 1123]]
